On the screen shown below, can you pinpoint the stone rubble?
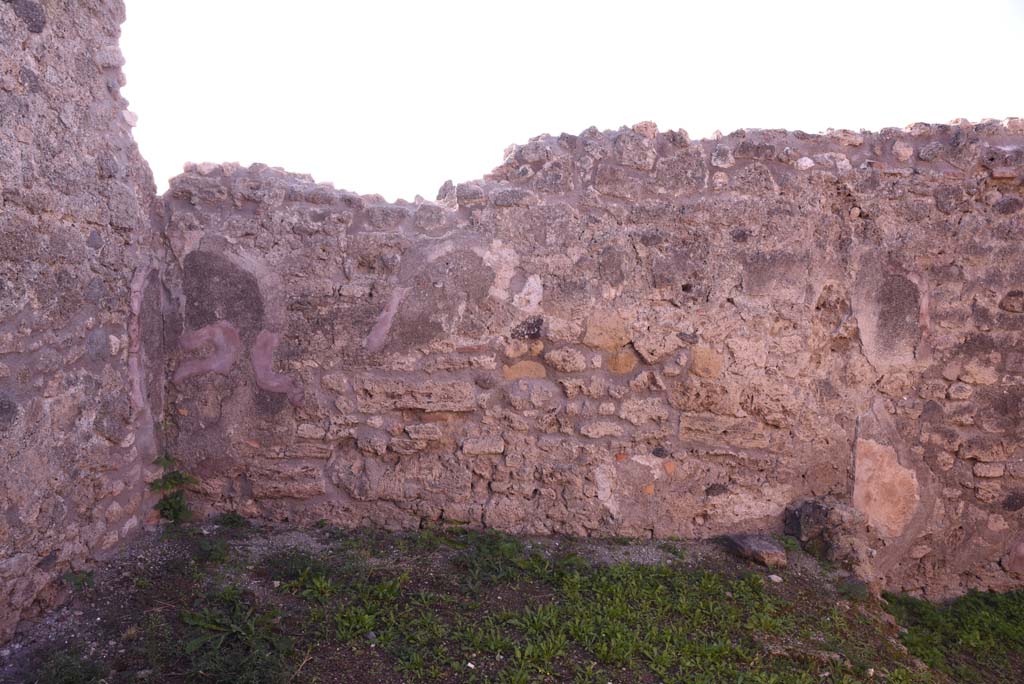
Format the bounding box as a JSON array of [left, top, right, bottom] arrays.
[[722, 534, 788, 569]]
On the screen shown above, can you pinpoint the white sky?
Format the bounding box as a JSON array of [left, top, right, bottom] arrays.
[[121, 0, 1024, 202]]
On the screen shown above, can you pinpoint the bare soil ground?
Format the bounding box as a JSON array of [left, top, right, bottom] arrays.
[[1, 519, 1020, 683]]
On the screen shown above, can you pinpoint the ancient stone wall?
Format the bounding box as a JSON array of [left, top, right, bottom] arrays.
[[2, 0, 1024, 644], [0, 1, 160, 640], [161, 119, 1024, 599]]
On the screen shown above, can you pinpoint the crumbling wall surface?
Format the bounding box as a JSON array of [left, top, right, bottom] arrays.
[[2, 0, 1021, 651], [0, 1, 158, 640], [163, 120, 1024, 598]]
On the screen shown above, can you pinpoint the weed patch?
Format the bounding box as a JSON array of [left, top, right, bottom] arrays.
[[884, 589, 1024, 683], [181, 585, 293, 684], [150, 455, 197, 523], [29, 651, 106, 684], [13, 525, 1017, 684]]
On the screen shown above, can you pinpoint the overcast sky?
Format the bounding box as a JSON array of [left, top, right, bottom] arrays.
[[121, 0, 1024, 201]]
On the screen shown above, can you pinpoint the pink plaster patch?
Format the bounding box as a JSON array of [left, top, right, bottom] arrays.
[[251, 330, 304, 406], [172, 321, 242, 384]]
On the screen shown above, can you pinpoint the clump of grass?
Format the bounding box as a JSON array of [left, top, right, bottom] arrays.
[[397, 526, 449, 553], [279, 566, 336, 603], [181, 585, 293, 684], [658, 540, 687, 560], [195, 537, 230, 564], [29, 651, 107, 684], [838, 577, 871, 603], [213, 511, 250, 528], [62, 570, 94, 592], [330, 572, 409, 643], [450, 529, 527, 587], [777, 534, 801, 552], [138, 612, 175, 672], [150, 455, 198, 523], [261, 549, 332, 583], [884, 589, 1024, 683]]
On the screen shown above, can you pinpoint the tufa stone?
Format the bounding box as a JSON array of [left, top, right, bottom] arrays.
[[723, 534, 788, 569]]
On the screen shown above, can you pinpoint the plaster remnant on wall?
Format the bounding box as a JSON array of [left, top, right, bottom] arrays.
[[365, 287, 409, 353], [513, 274, 544, 313], [481, 239, 519, 302], [853, 439, 920, 538], [251, 330, 304, 407], [173, 321, 243, 384]]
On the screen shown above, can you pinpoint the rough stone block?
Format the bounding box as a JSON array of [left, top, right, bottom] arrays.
[[355, 377, 477, 412], [461, 436, 505, 455], [583, 310, 632, 351], [723, 534, 788, 569]]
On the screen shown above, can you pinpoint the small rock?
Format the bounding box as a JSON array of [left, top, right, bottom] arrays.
[[999, 290, 1024, 313], [946, 382, 973, 401], [831, 129, 864, 146], [296, 423, 327, 440], [579, 420, 624, 439], [959, 361, 998, 385], [582, 310, 632, 351], [456, 183, 486, 207], [9, 0, 46, 33], [711, 145, 735, 168], [502, 360, 546, 380], [994, 196, 1023, 215], [461, 436, 505, 455], [405, 423, 442, 441], [94, 45, 125, 69], [607, 348, 639, 374], [918, 141, 943, 161], [545, 347, 587, 373], [618, 397, 670, 426], [892, 140, 914, 162], [974, 462, 1006, 478], [768, 574, 783, 584], [511, 315, 544, 340], [631, 330, 681, 364], [689, 346, 723, 379], [795, 157, 815, 170], [723, 534, 788, 569]]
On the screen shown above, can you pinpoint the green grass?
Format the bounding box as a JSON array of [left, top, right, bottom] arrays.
[[61, 570, 95, 592], [149, 455, 198, 524], [212, 511, 250, 528], [195, 537, 231, 564], [29, 651, 107, 684], [181, 584, 293, 684], [19, 525, 1021, 683], [777, 534, 801, 553], [884, 589, 1024, 683]]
